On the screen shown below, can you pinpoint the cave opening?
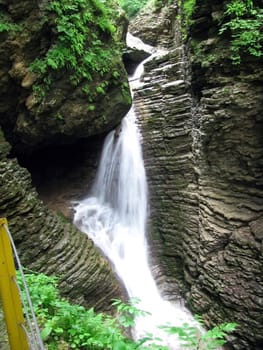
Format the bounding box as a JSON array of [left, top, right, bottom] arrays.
[[14, 135, 105, 218]]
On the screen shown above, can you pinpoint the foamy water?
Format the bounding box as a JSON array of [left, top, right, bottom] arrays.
[[74, 41, 199, 349]]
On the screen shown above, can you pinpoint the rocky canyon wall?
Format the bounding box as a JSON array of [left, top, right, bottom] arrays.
[[0, 130, 124, 311], [0, 0, 129, 311], [0, 0, 262, 348], [131, 1, 263, 349], [0, 0, 131, 153]]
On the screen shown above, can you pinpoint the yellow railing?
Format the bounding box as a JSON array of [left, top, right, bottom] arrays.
[[0, 218, 30, 350]]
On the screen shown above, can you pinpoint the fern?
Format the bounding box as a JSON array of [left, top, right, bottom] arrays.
[[30, 0, 120, 100], [219, 0, 263, 64]]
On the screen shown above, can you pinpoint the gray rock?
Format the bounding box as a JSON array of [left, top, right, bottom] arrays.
[[131, 1, 263, 349], [0, 130, 124, 311], [0, 0, 131, 153]]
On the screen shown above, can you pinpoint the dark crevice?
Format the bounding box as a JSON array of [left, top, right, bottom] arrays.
[[16, 135, 106, 218]]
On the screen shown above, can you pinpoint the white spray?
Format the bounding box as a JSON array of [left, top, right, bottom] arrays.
[[74, 36, 197, 349]]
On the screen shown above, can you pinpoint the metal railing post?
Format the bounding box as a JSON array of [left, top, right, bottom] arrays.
[[0, 218, 30, 350]]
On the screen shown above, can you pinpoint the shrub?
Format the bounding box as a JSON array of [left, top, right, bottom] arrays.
[[219, 0, 263, 64], [182, 0, 262, 64], [17, 270, 238, 350], [160, 315, 238, 350], [17, 271, 137, 350], [30, 0, 121, 100]]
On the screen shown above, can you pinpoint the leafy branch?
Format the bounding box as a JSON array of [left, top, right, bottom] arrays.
[[219, 0, 263, 64], [112, 298, 150, 328], [160, 315, 238, 350], [117, 0, 149, 18]]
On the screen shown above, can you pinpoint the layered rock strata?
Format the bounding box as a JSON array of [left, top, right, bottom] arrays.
[[0, 132, 123, 311], [0, 0, 129, 313], [131, 1, 263, 349], [134, 45, 197, 301], [188, 2, 263, 348]]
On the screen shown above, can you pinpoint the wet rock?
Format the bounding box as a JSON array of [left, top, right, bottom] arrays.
[[130, 1, 263, 349], [125, 32, 154, 62]]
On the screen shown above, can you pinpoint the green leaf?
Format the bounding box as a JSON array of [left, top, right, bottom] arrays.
[[41, 326, 52, 340], [113, 340, 127, 350]]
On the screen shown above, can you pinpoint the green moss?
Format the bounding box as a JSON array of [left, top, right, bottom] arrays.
[[183, 0, 196, 24], [30, 0, 122, 100], [153, 0, 174, 12], [54, 112, 64, 121], [121, 81, 132, 105]]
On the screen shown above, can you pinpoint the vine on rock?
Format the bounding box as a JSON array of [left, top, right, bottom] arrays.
[[0, 13, 21, 33]]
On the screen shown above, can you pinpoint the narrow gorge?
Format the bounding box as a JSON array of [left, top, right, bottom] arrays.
[[0, 1, 262, 350]]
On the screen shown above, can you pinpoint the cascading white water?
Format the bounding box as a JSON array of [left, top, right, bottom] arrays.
[[74, 39, 197, 349]]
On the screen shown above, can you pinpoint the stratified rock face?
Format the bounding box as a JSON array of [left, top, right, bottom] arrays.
[[187, 2, 263, 349], [0, 130, 124, 311], [131, 1, 263, 349], [0, 0, 131, 152], [134, 46, 197, 301]]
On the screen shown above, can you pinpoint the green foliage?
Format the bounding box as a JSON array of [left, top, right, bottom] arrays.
[[87, 104, 96, 111], [117, 0, 149, 18], [30, 0, 121, 100], [0, 21, 13, 33], [0, 13, 21, 33], [112, 298, 150, 328], [219, 0, 263, 64], [153, 0, 164, 11], [160, 315, 238, 350], [55, 112, 64, 120], [178, 0, 197, 39], [183, 0, 196, 23], [17, 271, 136, 350], [201, 323, 238, 349], [17, 270, 238, 350], [182, 0, 262, 65]]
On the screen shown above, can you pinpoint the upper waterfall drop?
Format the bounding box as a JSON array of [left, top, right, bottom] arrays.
[[73, 36, 197, 349], [92, 108, 147, 237]]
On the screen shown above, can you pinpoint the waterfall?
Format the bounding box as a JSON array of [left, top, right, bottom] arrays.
[[73, 43, 196, 349]]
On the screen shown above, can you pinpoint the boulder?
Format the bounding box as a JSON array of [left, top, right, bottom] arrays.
[[0, 0, 131, 153]]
